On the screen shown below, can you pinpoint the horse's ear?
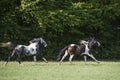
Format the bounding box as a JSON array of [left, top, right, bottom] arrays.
[[91, 37, 94, 39], [89, 36, 95, 40], [38, 37, 42, 39], [39, 37, 43, 40]]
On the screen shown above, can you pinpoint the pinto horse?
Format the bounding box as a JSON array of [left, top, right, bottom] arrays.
[[57, 37, 100, 64], [1, 37, 48, 65]]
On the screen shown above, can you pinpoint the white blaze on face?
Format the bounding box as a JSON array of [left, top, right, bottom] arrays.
[[44, 44, 47, 47], [97, 42, 101, 46]]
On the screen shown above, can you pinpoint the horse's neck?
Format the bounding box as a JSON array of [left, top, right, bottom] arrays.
[[88, 41, 93, 49], [78, 44, 85, 50], [79, 43, 89, 50]]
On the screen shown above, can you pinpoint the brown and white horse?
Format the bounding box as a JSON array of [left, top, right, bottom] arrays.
[[57, 37, 100, 64]]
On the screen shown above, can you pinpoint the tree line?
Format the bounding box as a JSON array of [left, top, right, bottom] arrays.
[[0, 0, 120, 60]]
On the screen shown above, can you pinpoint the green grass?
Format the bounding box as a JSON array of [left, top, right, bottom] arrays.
[[0, 61, 120, 80]]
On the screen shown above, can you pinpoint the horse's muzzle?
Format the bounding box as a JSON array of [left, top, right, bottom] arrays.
[[97, 42, 101, 47], [44, 44, 47, 47]]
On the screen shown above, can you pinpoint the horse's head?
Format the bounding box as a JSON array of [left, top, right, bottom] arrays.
[[87, 37, 100, 48], [30, 37, 47, 47], [39, 38, 47, 47]]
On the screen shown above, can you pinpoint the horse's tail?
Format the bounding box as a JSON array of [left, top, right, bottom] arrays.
[[0, 42, 17, 50], [57, 46, 68, 61]]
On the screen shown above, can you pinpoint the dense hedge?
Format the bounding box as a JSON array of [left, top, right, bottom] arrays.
[[0, 0, 120, 61]]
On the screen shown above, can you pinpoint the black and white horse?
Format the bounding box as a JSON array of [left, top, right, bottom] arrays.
[[57, 37, 100, 64], [2, 37, 48, 65]]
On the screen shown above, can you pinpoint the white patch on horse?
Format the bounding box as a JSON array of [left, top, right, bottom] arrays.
[[60, 50, 68, 64], [28, 43, 37, 55], [70, 44, 75, 47], [82, 44, 89, 55], [85, 44, 89, 52], [15, 45, 23, 49], [80, 40, 88, 45], [69, 54, 74, 63]]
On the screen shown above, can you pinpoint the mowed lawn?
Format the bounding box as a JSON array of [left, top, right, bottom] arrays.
[[0, 61, 120, 80]]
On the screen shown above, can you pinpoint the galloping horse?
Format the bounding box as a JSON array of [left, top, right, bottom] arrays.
[[1, 37, 48, 65], [57, 37, 100, 64]]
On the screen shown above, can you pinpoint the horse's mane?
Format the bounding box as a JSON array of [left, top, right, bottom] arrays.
[[79, 40, 88, 45]]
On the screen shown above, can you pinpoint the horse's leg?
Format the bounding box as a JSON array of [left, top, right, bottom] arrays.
[[69, 54, 74, 64], [5, 50, 16, 66], [39, 53, 48, 63], [42, 57, 48, 63], [86, 53, 100, 63], [17, 52, 23, 66], [33, 56, 37, 62], [59, 50, 68, 64], [69, 46, 76, 64], [33, 56, 37, 64], [84, 55, 87, 65], [37, 48, 48, 63]]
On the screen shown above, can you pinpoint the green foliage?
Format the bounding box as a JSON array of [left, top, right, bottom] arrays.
[[0, 0, 120, 60]]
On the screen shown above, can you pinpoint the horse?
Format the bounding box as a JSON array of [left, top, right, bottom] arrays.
[[57, 37, 100, 65], [2, 37, 48, 65]]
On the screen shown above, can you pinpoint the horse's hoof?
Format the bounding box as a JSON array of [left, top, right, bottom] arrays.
[[97, 61, 100, 64], [19, 63, 24, 66], [59, 63, 61, 65], [3, 62, 8, 66], [3, 64, 7, 67]]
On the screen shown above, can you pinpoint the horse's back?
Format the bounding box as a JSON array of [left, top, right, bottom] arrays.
[[28, 43, 37, 49], [15, 45, 23, 49]]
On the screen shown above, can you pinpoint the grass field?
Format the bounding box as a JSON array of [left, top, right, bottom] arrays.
[[0, 61, 120, 80]]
